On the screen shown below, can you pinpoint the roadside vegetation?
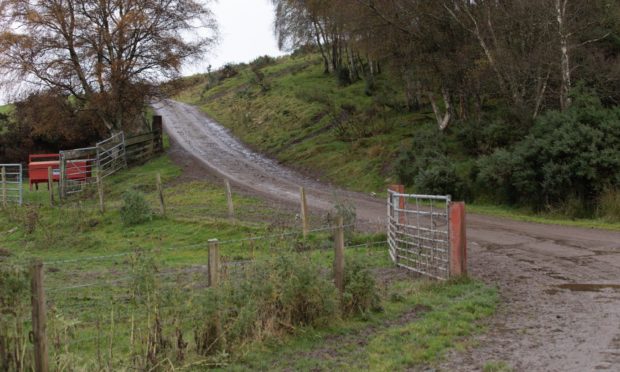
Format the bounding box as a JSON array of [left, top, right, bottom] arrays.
[[0, 153, 498, 370], [173, 54, 620, 228]]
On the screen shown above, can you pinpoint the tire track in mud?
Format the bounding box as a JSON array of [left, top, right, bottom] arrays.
[[154, 99, 620, 371]]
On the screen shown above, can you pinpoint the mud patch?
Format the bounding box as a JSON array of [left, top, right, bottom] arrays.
[[556, 283, 620, 292]]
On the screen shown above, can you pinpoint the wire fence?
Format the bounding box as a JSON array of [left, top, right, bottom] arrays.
[[0, 219, 388, 370]]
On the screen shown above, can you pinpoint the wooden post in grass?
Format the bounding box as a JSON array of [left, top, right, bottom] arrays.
[[96, 171, 105, 213], [156, 173, 166, 217], [224, 179, 234, 219], [334, 216, 345, 298], [208, 239, 220, 287], [30, 260, 49, 372], [47, 167, 54, 207], [1, 166, 6, 208], [300, 186, 309, 238]]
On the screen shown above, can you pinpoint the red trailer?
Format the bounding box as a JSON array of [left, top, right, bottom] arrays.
[[28, 154, 60, 190], [28, 154, 92, 190]]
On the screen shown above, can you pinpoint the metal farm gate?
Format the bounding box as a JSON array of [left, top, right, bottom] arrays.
[[387, 190, 452, 280], [0, 164, 23, 206], [96, 132, 127, 179], [60, 132, 126, 197]]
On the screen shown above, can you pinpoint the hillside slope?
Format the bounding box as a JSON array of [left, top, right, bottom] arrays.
[[176, 55, 431, 193]]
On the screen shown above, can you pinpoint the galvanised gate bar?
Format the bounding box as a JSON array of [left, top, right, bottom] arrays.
[[0, 164, 23, 206], [387, 189, 452, 280]]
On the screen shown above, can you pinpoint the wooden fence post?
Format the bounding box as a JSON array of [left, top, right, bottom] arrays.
[[156, 173, 166, 217], [449, 202, 467, 277], [334, 216, 345, 299], [1, 166, 6, 208], [300, 186, 309, 238], [30, 260, 49, 372], [224, 179, 234, 219], [152, 116, 164, 153], [47, 167, 54, 207], [208, 239, 220, 287]]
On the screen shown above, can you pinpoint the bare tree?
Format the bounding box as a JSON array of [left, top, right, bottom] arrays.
[[0, 0, 217, 132]]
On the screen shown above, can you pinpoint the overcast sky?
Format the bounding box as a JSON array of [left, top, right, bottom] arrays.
[[0, 0, 283, 105], [183, 0, 284, 75]]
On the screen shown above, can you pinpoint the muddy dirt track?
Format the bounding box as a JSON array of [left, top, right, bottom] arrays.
[[154, 99, 620, 371]]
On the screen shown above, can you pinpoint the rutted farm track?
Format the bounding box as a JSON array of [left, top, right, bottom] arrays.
[[154, 99, 620, 371]]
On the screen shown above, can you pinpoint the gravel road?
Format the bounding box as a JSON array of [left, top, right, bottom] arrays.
[[154, 99, 620, 371]]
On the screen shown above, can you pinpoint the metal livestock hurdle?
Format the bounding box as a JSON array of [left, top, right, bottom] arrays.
[[59, 147, 97, 196], [387, 190, 451, 280], [59, 132, 127, 197], [0, 164, 23, 206], [96, 132, 127, 179]]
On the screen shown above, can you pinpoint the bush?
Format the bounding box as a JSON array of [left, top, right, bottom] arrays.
[[249, 55, 276, 69], [454, 114, 530, 156], [341, 256, 381, 316], [120, 190, 152, 226], [396, 124, 469, 198], [336, 66, 351, 86], [193, 255, 339, 356], [477, 88, 620, 211], [327, 198, 357, 242], [413, 157, 463, 197]]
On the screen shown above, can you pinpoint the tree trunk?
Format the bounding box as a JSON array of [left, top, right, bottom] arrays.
[[428, 87, 452, 131], [556, 0, 572, 110]]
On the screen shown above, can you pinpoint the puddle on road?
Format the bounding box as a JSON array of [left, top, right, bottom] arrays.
[[555, 284, 620, 292]]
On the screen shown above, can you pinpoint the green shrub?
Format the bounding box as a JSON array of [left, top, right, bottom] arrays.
[[477, 88, 620, 212], [341, 255, 381, 316], [250, 55, 276, 69], [396, 124, 468, 198], [336, 66, 351, 86], [193, 255, 339, 356], [327, 198, 357, 242], [120, 190, 152, 226]]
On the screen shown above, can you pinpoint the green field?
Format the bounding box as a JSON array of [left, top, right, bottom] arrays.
[[0, 104, 12, 114], [0, 152, 498, 370]]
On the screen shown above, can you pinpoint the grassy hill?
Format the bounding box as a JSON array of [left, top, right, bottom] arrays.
[[176, 55, 431, 193], [175, 55, 620, 230]]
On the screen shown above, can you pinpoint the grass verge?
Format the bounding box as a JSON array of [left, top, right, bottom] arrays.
[[0, 153, 498, 370]]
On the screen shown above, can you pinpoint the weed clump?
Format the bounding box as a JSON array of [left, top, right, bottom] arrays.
[[0, 262, 31, 370], [341, 255, 382, 316], [120, 190, 152, 226], [193, 254, 339, 356]]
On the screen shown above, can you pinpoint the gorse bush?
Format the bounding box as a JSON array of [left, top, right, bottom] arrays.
[[477, 89, 620, 213], [396, 124, 467, 199], [120, 189, 152, 226], [397, 88, 620, 217]]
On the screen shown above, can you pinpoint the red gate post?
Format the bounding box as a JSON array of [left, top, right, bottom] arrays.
[[388, 184, 406, 224], [449, 202, 467, 277]]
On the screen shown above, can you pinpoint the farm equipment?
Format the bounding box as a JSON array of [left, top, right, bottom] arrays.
[[28, 153, 92, 190]]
